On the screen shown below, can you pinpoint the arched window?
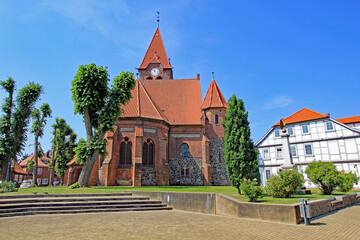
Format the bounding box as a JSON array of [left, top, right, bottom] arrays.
[[119, 137, 132, 167], [180, 143, 190, 158], [215, 115, 219, 125], [142, 139, 154, 166], [156, 76, 163, 80], [146, 76, 153, 80]]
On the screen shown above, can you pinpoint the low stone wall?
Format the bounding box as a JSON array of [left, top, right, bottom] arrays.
[[308, 193, 360, 218], [127, 191, 360, 224]]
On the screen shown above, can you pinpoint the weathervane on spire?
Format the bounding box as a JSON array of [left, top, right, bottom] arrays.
[[212, 72, 215, 79], [157, 11, 160, 27]]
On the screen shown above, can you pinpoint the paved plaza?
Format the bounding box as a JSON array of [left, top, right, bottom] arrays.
[[0, 204, 359, 240]]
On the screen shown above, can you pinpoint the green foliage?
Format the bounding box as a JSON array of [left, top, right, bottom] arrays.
[[52, 118, 77, 179], [0, 181, 17, 193], [71, 64, 135, 187], [69, 182, 79, 189], [305, 161, 342, 195], [30, 103, 52, 137], [223, 94, 259, 193], [338, 171, 359, 192], [240, 178, 264, 202], [265, 168, 304, 198], [0, 78, 42, 180]]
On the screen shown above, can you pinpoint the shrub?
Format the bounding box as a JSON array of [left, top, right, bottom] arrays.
[[305, 161, 343, 195], [338, 171, 359, 192], [69, 182, 79, 189], [265, 168, 304, 198], [240, 178, 264, 202], [0, 181, 17, 193]]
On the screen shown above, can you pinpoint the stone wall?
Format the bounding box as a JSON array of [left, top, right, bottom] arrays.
[[209, 138, 230, 186], [169, 158, 203, 185], [141, 166, 157, 186], [128, 190, 360, 224]]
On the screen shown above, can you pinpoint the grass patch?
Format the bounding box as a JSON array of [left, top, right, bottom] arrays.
[[1, 186, 358, 204]]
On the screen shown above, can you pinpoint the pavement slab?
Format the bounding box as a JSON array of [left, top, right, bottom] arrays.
[[0, 204, 359, 240]]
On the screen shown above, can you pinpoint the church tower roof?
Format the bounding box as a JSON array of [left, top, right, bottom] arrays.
[[201, 79, 228, 110], [139, 27, 172, 70]]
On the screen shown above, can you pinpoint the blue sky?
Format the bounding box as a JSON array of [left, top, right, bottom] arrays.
[[1, 0, 359, 155]]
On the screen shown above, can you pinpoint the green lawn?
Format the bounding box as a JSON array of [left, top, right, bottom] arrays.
[[2, 185, 359, 204]]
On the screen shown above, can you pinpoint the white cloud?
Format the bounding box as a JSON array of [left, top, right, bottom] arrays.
[[262, 95, 293, 110]]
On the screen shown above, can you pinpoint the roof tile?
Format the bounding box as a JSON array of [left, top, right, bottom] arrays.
[[201, 79, 228, 109], [274, 108, 328, 126]]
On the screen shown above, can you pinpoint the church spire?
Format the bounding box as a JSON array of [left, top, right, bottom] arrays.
[[201, 78, 228, 110], [138, 27, 172, 70]]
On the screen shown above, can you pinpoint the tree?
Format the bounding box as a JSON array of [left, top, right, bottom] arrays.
[[50, 118, 77, 185], [71, 64, 135, 187], [0, 78, 42, 181], [223, 94, 259, 194], [306, 160, 358, 194], [30, 103, 51, 187], [265, 168, 304, 198]]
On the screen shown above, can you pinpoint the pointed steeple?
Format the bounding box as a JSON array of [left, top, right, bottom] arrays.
[[139, 28, 171, 69], [201, 79, 228, 110]]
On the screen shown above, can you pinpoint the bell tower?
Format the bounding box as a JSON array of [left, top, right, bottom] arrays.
[[138, 28, 173, 84]]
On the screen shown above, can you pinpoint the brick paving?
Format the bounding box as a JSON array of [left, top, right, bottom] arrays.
[[0, 204, 359, 240]]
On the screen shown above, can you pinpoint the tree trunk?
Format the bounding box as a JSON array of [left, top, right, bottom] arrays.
[[1, 158, 10, 181], [78, 149, 99, 187], [49, 138, 57, 187], [31, 135, 39, 187], [237, 187, 241, 195]]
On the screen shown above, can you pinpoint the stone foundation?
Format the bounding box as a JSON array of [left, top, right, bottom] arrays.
[[141, 166, 157, 186], [169, 158, 203, 185], [209, 138, 230, 186]]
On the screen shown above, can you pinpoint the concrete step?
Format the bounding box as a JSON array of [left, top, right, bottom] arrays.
[[0, 200, 163, 209], [0, 203, 169, 213], [0, 206, 173, 218], [0, 192, 172, 218], [0, 192, 132, 199], [0, 196, 151, 204]]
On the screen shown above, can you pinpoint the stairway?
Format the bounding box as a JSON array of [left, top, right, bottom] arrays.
[[0, 193, 172, 218]]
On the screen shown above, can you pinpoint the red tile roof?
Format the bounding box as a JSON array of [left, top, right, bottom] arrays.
[[13, 162, 27, 175], [67, 157, 79, 166], [336, 116, 360, 124], [19, 154, 51, 167], [274, 108, 329, 126], [201, 79, 228, 109], [138, 28, 171, 70], [144, 78, 203, 125], [121, 79, 166, 121]]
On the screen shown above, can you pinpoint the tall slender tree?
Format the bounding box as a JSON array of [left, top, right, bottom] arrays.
[[223, 94, 259, 194], [49, 118, 77, 186], [0, 78, 42, 181], [55, 132, 77, 185], [30, 103, 51, 187], [71, 64, 135, 187]]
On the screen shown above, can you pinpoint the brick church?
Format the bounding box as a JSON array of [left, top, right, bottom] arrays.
[[68, 27, 230, 186]]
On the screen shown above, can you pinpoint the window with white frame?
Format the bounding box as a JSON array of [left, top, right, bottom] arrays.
[[326, 122, 334, 131], [276, 148, 283, 158], [287, 127, 294, 136], [263, 149, 270, 159], [37, 179, 41, 185], [302, 124, 310, 134], [42, 178, 48, 185], [290, 146, 297, 157], [265, 170, 271, 180], [304, 144, 313, 156], [274, 130, 280, 138]]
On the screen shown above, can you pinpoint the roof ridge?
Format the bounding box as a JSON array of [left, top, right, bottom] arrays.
[[138, 80, 166, 121]]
